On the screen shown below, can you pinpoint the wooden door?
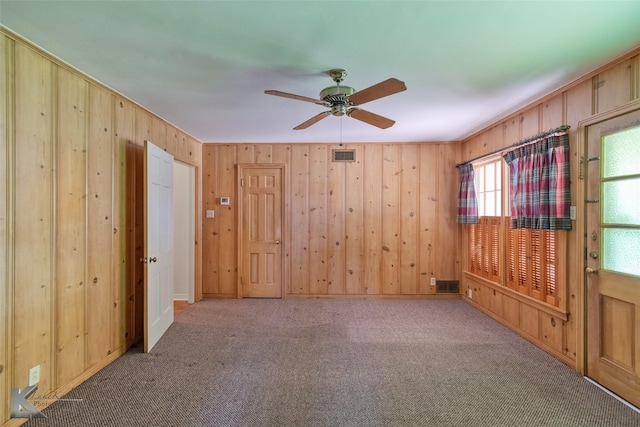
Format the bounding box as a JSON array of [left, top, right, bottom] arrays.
[[144, 140, 174, 352], [586, 108, 640, 406], [239, 165, 284, 298]]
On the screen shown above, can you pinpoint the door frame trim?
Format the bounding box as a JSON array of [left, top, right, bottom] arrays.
[[236, 163, 287, 299], [577, 98, 640, 375]]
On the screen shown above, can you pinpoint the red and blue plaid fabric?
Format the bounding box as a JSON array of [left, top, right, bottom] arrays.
[[457, 163, 479, 224], [503, 133, 571, 230]]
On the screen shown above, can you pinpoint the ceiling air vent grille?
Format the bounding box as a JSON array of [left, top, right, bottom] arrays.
[[332, 149, 355, 162]]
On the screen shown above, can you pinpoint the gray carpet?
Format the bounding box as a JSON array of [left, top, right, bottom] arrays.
[[25, 299, 640, 426]]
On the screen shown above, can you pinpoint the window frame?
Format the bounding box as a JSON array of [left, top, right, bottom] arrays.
[[465, 157, 565, 311]]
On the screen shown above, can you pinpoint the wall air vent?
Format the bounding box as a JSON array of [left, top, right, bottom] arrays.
[[436, 280, 459, 294], [332, 149, 355, 162]]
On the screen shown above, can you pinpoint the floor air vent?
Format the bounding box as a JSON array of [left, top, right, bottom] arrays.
[[332, 149, 355, 162], [436, 280, 459, 294]]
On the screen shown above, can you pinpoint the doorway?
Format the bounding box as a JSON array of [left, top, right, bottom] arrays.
[[584, 104, 640, 407], [173, 161, 195, 304], [238, 164, 285, 298]]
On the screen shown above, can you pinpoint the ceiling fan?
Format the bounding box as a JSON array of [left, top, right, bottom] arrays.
[[264, 69, 407, 130]]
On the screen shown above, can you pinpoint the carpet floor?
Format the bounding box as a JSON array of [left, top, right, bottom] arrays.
[[24, 299, 640, 426]]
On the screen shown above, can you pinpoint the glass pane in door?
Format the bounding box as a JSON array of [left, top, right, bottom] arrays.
[[602, 228, 640, 276], [602, 178, 640, 225], [603, 125, 640, 178], [601, 126, 640, 277]]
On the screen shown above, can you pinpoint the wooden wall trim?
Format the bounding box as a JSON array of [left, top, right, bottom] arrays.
[[463, 272, 569, 321], [465, 296, 574, 367]]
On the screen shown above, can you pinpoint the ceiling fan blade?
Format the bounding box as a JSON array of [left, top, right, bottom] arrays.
[[264, 90, 325, 105], [293, 111, 332, 130], [348, 78, 407, 106], [347, 108, 395, 129]]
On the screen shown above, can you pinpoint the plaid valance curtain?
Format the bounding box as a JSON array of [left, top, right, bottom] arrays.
[[457, 163, 478, 224], [503, 132, 571, 230]]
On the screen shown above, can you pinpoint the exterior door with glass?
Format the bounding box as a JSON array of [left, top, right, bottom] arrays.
[[585, 107, 640, 407]]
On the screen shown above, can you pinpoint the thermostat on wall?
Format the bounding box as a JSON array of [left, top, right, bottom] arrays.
[[220, 197, 230, 205]]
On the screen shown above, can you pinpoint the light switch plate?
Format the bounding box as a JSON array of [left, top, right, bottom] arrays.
[[206, 210, 215, 218], [570, 205, 577, 220], [29, 365, 40, 386]]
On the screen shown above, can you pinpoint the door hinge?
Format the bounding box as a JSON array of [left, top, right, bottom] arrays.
[[240, 178, 244, 187], [578, 156, 584, 180]]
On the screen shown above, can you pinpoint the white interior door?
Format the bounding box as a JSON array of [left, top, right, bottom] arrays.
[[144, 140, 174, 352]]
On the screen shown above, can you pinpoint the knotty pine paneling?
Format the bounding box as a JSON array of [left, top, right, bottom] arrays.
[[202, 147, 220, 295], [308, 145, 329, 294], [595, 58, 634, 114], [86, 84, 115, 366], [382, 145, 401, 295], [363, 145, 383, 295], [327, 153, 346, 294], [217, 146, 237, 295], [1, 29, 203, 426], [202, 142, 460, 298], [55, 67, 88, 386], [150, 115, 166, 151], [459, 48, 640, 369], [418, 144, 438, 294], [114, 97, 134, 351], [436, 144, 459, 279], [400, 144, 419, 295], [520, 107, 540, 139], [0, 34, 12, 423], [344, 146, 364, 295], [541, 94, 564, 130], [14, 43, 55, 393], [290, 145, 310, 295]]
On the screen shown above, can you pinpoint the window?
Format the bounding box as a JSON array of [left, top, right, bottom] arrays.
[[466, 157, 562, 308], [475, 159, 502, 217], [467, 159, 502, 282]]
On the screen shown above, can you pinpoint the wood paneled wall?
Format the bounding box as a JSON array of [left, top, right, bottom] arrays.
[[0, 30, 202, 425], [459, 48, 640, 368], [202, 143, 461, 298]]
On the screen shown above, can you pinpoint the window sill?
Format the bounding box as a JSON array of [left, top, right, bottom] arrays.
[[463, 271, 569, 322]]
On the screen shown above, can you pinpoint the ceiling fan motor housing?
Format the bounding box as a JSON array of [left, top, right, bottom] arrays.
[[320, 85, 356, 116]]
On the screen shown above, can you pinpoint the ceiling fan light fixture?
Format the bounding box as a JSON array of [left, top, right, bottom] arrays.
[[264, 68, 406, 130], [331, 104, 348, 116]]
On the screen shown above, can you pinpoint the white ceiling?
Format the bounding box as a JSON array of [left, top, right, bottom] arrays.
[[1, 1, 639, 144]]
